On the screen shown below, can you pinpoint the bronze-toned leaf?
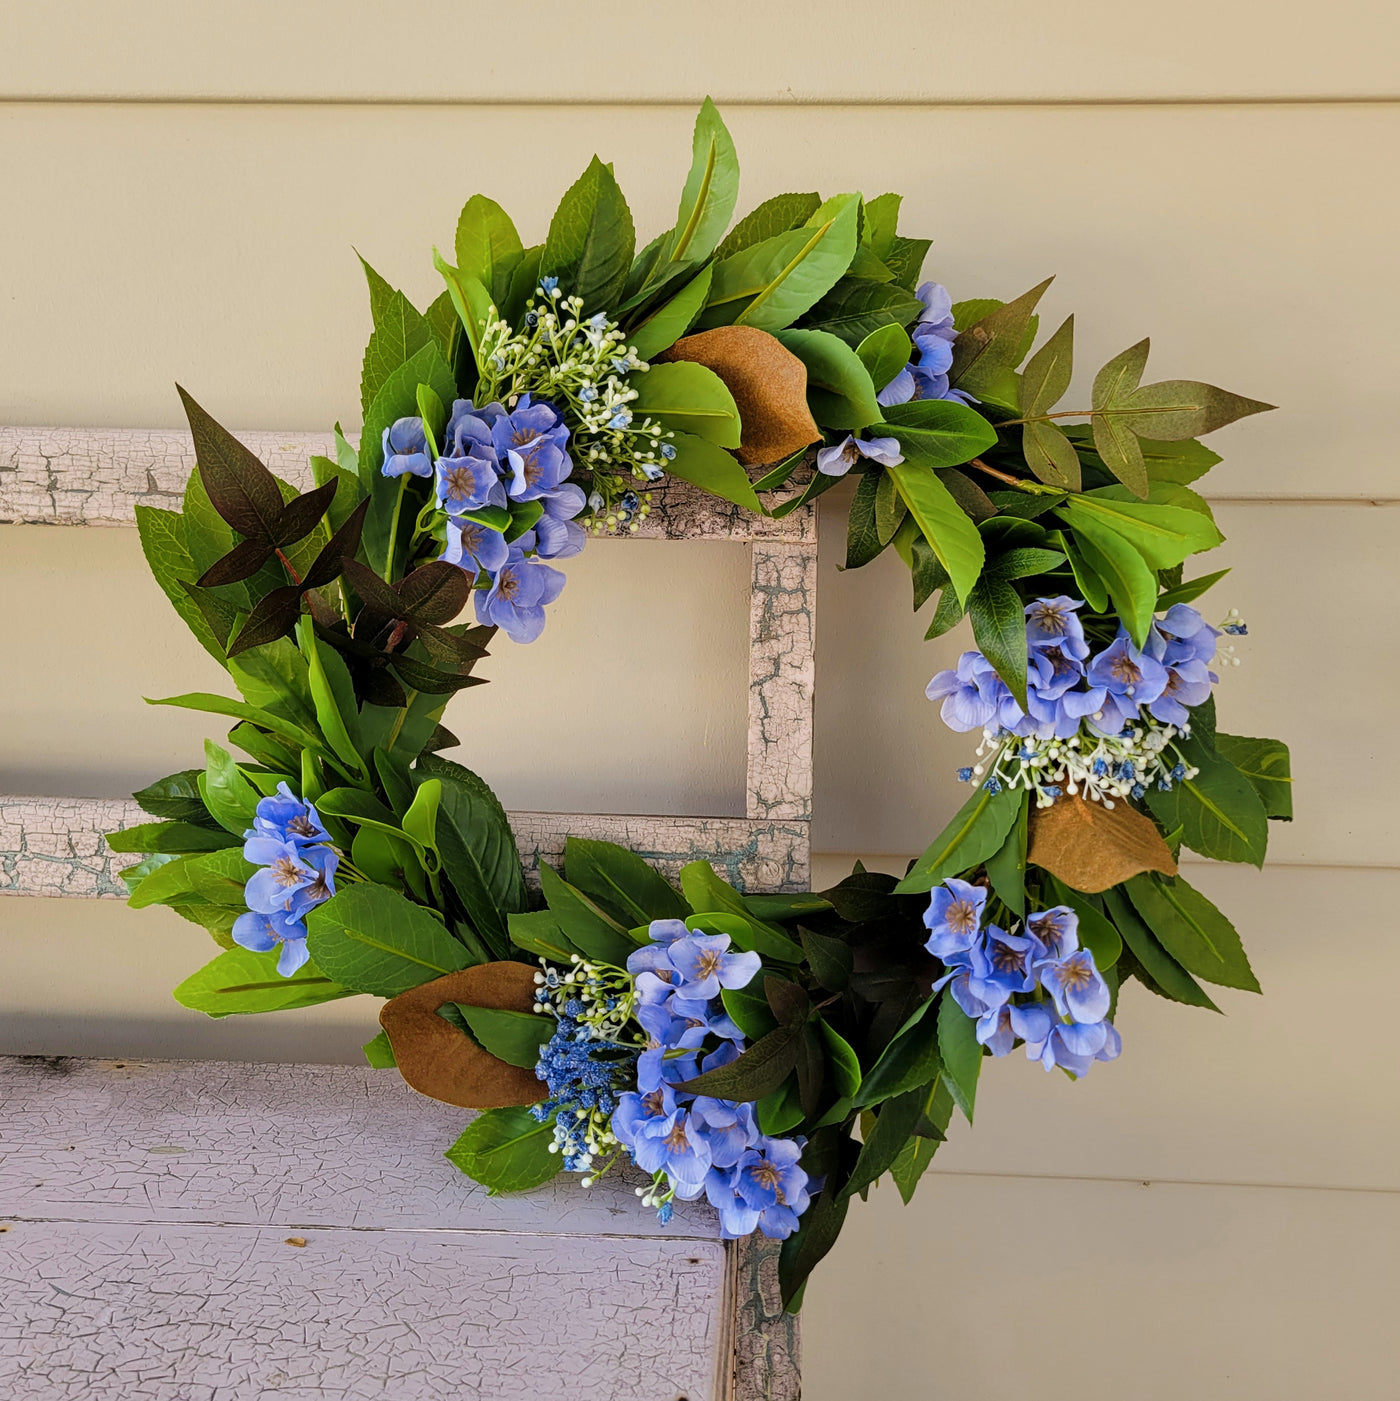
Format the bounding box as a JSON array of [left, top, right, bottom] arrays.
[[303, 497, 370, 590], [273, 479, 339, 549], [178, 385, 285, 542], [949, 277, 1054, 395], [227, 585, 304, 656], [379, 961, 545, 1109], [398, 560, 472, 625], [196, 536, 273, 588], [389, 654, 488, 695], [341, 558, 405, 618], [1027, 794, 1178, 893], [659, 325, 820, 466]]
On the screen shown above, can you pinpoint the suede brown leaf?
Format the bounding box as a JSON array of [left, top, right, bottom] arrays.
[[379, 961, 543, 1109], [659, 326, 820, 465], [1027, 794, 1178, 893]]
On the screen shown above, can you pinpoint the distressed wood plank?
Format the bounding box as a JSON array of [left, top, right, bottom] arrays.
[[0, 1220, 728, 1401], [0, 425, 815, 543], [0, 796, 811, 898], [747, 540, 816, 823]]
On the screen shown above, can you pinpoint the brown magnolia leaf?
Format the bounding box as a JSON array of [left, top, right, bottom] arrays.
[[660, 326, 820, 466], [379, 961, 544, 1109], [1027, 793, 1177, 893]]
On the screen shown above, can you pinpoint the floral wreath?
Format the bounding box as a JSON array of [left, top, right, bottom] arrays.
[[111, 101, 1290, 1309]]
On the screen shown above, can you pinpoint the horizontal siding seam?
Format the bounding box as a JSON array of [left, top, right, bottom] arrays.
[[930, 1167, 1400, 1197]]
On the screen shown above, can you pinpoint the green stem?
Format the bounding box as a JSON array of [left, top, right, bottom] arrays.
[[384, 689, 419, 752], [383, 475, 409, 580]]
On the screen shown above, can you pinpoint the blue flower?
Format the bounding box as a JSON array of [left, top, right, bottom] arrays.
[[976, 1003, 1017, 1056], [1017, 1005, 1120, 1076], [664, 934, 762, 1001], [1025, 597, 1091, 660], [1145, 605, 1218, 724], [1085, 632, 1169, 736], [473, 544, 566, 643], [1024, 905, 1080, 964], [923, 877, 987, 959], [1038, 948, 1111, 1024], [621, 1102, 713, 1197], [490, 394, 573, 501], [636, 991, 715, 1050], [532, 481, 588, 560], [933, 941, 1008, 1019], [440, 516, 510, 576], [980, 925, 1038, 999], [246, 783, 329, 848], [436, 451, 505, 515], [711, 1136, 812, 1241], [915, 280, 958, 341], [242, 839, 337, 918], [539, 276, 559, 295], [815, 434, 904, 477], [380, 417, 433, 478], [689, 1096, 759, 1170], [926, 651, 1007, 732], [231, 908, 311, 976]]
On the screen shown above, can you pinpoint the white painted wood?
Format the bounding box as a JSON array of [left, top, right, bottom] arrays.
[[802, 1169, 1400, 1401], [0, 1058, 737, 1400], [1, 104, 1394, 499], [0, 1, 1392, 101]]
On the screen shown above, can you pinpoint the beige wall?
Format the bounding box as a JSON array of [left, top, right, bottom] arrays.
[[1, 7, 1397, 1396]]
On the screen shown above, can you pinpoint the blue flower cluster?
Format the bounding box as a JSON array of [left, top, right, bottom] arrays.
[[925, 879, 1122, 1077], [532, 1010, 640, 1173], [380, 391, 584, 644], [877, 281, 977, 409], [231, 784, 338, 976], [609, 921, 813, 1239]]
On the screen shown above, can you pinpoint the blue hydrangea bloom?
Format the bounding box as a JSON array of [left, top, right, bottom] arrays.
[[816, 434, 904, 477], [246, 783, 329, 848], [242, 839, 337, 918], [1025, 596, 1091, 660], [1086, 632, 1169, 736], [689, 1096, 759, 1170], [664, 935, 763, 1001], [1038, 947, 1112, 1024], [473, 545, 567, 643], [1024, 905, 1080, 964], [436, 451, 505, 515], [530, 481, 588, 560], [380, 416, 433, 478], [925, 651, 1006, 732], [489, 394, 572, 501], [707, 1136, 812, 1241], [923, 877, 988, 959], [231, 908, 311, 976]]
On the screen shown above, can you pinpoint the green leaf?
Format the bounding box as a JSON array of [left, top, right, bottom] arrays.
[[1070, 490, 1224, 569], [818, 1020, 862, 1098], [842, 1083, 929, 1199], [305, 883, 473, 998], [774, 328, 881, 429], [1125, 874, 1260, 993], [844, 470, 885, 570], [856, 323, 913, 397], [455, 1004, 555, 1068], [662, 430, 763, 511], [799, 277, 922, 346], [1019, 314, 1074, 416], [127, 854, 199, 909], [1215, 734, 1293, 820], [148, 692, 328, 761], [862, 192, 902, 259], [701, 194, 860, 332], [185, 846, 258, 906], [173, 946, 352, 1017], [198, 739, 261, 836], [950, 277, 1054, 396], [133, 769, 217, 825], [1114, 379, 1274, 441], [984, 547, 1067, 582], [686, 911, 804, 965], [538, 862, 638, 966], [778, 1183, 850, 1309], [757, 1078, 806, 1136], [1061, 511, 1159, 646], [362, 1029, 397, 1068], [296, 616, 365, 777], [1022, 419, 1083, 491], [454, 195, 524, 308], [675, 1021, 803, 1102], [1053, 530, 1110, 614], [967, 577, 1029, 708], [891, 1129, 940, 1206], [853, 1000, 940, 1109], [800, 927, 853, 992], [1102, 886, 1220, 1011], [911, 535, 950, 611], [134, 505, 227, 663], [564, 837, 688, 926], [628, 361, 740, 447], [507, 909, 581, 963], [359, 271, 432, 421], [401, 777, 441, 853], [722, 978, 779, 1040], [1155, 568, 1231, 610], [886, 462, 986, 605], [880, 398, 998, 469], [874, 468, 906, 546], [541, 155, 636, 312], [660, 97, 740, 273], [432, 250, 494, 368], [1145, 739, 1270, 867], [106, 820, 236, 855], [1140, 436, 1223, 486], [626, 265, 712, 361], [1042, 877, 1122, 969], [419, 753, 528, 958], [884, 237, 932, 292], [985, 791, 1029, 916], [445, 1106, 561, 1194], [937, 997, 982, 1123], [896, 784, 1021, 892], [715, 192, 821, 261]]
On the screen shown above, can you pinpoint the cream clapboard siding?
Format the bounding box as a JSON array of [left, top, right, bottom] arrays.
[[0, 12, 1395, 1395]]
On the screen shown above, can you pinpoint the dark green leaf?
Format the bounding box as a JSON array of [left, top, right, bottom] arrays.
[[883, 237, 931, 292], [881, 397, 998, 468], [538, 863, 638, 966], [896, 784, 1022, 892], [1214, 734, 1293, 820], [541, 155, 636, 312], [1125, 874, 1260, 993], [799, 926, 853, 992], [778, 1184, 850, 1310], [842, 1083, 930, 1199], [133, 769, 218, 825], [1041, 876, 1122, 969], [715, 192, 821, 261], [564, 837, 688, 926], [359, 269, 432, 420], [799, 277, 923, 346], [818, 1020, 862, 1098], [862, 192, 902, 258], [1102, 886, 1220, 1011], [1061, 511, 1158, 646], [1155, 568, 1231, 610], [662, 430, 764, 511], [844, 470, 885, 569], [853, 1000, 940, 1109], [1022, 419, 1083, 491], [985, 791, 1029, 916], [455, 1004, 555, 1068], [967, 577, 1029, 707], [1145, 738, 1269, 867], [675, 1022, 803, 1102], [937, 997, 982, 1123]]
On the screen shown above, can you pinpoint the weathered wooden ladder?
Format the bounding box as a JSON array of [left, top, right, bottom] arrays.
[[0, 426, 814, 1400]]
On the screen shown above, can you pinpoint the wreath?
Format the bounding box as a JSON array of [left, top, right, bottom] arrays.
[[110, 100, 1290, 1309]]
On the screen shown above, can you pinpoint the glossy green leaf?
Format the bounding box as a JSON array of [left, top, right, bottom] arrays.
[[799, 277, 922, 346], [896, 784, 1022, 893], [507, 909, 581, 964], [626, 264, 712, 361], [937, 996, 982, 1123], [1125, 874, 1260, 992], [454, 194, 524, 308], [818, 1021, 862, 1098], [862, 192, 902, 259], [305, 882, 472, 998], [564, 837, 688, 925], [844, 470, 885, 570], [1155, 567, 1231, 610], [855, 323, 913, 396], [628, 361, 740, 447], [1060, 511, 1158, 646], [714, 192, 821, 260], [134, 506, 227, 663], [1215, 734, 1293, 820], [107, 820, 235, 855], [774, 328, 881, 429], [1145, 739, 1270, 867], [1102, 886, 1219, 1011], [880, 397, 998, 469], [173, 946, 353, 1017], [967, 577, 1029, 708], [538, 862, 638, 966], [445, 1106, 561, 1193], [661, 430, 763, 511], [198, 739, 261, 836], [985, 791, 1030, 916], [132, 769, 217, 825], [541, 155, 636, 312], [778, 1183, 850, 1309], [853, 1001, 940, 1109], [455, 1004, 555, 1068], [886, 462, 986, 605]]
